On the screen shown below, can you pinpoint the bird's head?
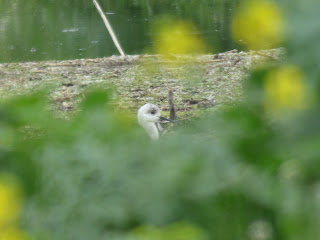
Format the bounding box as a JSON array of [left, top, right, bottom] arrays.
[[137, 103, 161, 125]]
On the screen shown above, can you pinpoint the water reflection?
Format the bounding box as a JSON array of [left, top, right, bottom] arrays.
[[0, 0, 240, 63]]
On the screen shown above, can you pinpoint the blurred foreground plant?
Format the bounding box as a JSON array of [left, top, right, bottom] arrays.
[[131, 222, 207, 240], [231, 0, 283, 50], [0, 174, 28, 240], [0, 81, 318, 240], [264, 65, 307, 114], [152, 17, 205, 61], [1, 1, 320, 240]]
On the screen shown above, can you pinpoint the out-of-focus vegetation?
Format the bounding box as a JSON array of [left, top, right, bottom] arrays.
[[152, 17, 206, 59], [231, 0, 283, 50], [0, 174, 28, 240], [1, 0, 320, 240]]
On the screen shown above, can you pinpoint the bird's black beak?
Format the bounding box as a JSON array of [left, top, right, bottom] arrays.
[[159, 116, 172, 122]]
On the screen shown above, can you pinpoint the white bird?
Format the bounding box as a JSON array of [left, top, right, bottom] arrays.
[[137, 103, 170, 140]]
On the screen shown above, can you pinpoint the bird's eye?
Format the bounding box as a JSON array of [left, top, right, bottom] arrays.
[[150, 109, 156, 115]]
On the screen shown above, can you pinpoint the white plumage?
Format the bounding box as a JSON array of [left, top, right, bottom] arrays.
[[137, 103, 169, 140]]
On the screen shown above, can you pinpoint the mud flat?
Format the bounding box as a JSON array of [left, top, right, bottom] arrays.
[[0, 48, 285, 117]]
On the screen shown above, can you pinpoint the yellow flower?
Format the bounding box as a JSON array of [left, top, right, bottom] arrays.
[[153, 18, 205, 60], [131, 222, 207, 240], [0, 175, 22, 226], [264, 65, 306, 112], [0, 226, 28, 240], [231, 0, 283, 50]]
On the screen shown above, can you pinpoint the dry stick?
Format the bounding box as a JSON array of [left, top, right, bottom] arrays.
[[92, 0, 125, 57], [169, 90, 176, 120], [139, 58, 222, 64]]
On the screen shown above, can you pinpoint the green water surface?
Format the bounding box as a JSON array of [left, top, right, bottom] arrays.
[[0, 0, 240, 63]]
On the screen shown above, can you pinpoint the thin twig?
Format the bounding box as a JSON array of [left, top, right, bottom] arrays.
[[255, 52, 278, 60], [169, 89, 176, 120], [93, 0, 125, 57], [140, 59, 223, 65]]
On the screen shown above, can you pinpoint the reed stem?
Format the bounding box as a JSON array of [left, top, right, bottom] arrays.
[[93, 0, 125, 57]]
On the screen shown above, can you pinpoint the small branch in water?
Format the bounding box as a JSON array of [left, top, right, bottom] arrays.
[[255, 52, 278, 60], [169, 89, 176, 120], [92, 0, 125, 57], [139, 59, 222, 64], [224, 49, 238, 54]]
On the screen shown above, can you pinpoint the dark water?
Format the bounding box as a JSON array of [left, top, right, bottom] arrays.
[[0, 0, 240, 63]]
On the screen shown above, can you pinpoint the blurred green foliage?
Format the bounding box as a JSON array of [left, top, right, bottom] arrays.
[[1, 0, 320, 240]]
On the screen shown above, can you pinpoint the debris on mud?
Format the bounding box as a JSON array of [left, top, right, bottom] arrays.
[[0, 48, 285, 118]]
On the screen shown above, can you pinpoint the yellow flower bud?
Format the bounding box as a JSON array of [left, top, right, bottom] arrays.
[[264, 65, 306, 112], [0, 175, 22, 226], [231, 0, 283, 50], [153, 18, 205, 60]]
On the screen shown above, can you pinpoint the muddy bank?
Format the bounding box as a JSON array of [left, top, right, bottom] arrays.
[[0, 48, 285, 117]]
